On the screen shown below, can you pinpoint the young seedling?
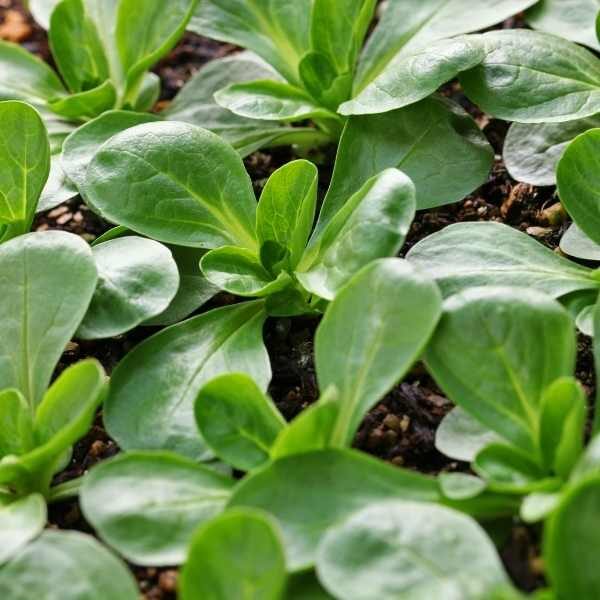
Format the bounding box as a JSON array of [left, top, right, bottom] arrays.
[[426, 287, 586, 499], [2, 0, 197, 120], [0, 229, 139, 598], [82, 120, 440, 460], [79, 259, 520, 575], [191, 0, 533, 130], [4, 0, 305, 205], [188, 1, 542, 210]]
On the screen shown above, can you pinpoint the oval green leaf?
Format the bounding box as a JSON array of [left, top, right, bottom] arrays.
[[180, 509, 286, 600], [84, 121, 258, 250], [104, 301, 270, 460], [77, 236, 180, 339], [80, 451, 234, 566]]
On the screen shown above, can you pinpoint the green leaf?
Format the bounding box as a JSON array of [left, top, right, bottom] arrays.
[[33, 359, 105, 448], [526, 0, 600, 51], [0, 390, 33, 458], [460, 30, 600, 123], [0, 231, 97, 409], [164, 52, 293, 156], [80, 451, 234, 565], [560, 223, 600, 261], [48, 79, 118, 119], [407, 222, 599, 298], [228, 448, 440, 571], [593, 300, 600, 434], [355, 0, 537, 91], [473, 443, 548, 493], [316, 501, 509, 600], [215, 79, 337, 123], [558, 128, 600, 244], [539, 377, 586, 477], [84, 121, 258, 250], [544, 475, 600, 599], [116, 0, 197, 102], [435, 407, 501, 462], [49, 0, 110, 94], [256, 160, 317, 270], [144, 245, 218, 327], [190, 0, 312, 84], [11, 360, 106, 490], [304, 0, 376, 108], [425, 287, 576, 456], [314, 259, 441, 443], [271, 387, 340, 459], [298, 171, 416, 300], [0, 101, 50, 242], [341, 37, 485, 115], [201, 246, 291, 297], [133, 72, 160, 112], [312, 0, 375, 79], [195, 373, 285, 471], [321, 96, 492, 216], [504, 117, 600, 186], [520, 491, 561, 523], [61, 110, 160, 189], [77, 237, 179, 339], [104, 301, 270, 460], [0, 530, 138, 600], [0, 494, 46, 565], [439, 473, 487, 501], [0, 40, 66, 104], [180, 509, 286, 600]]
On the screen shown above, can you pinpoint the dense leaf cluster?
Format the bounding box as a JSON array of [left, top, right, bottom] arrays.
[[1, 0, 600, 598]]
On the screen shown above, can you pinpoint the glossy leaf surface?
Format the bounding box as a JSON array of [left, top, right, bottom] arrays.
[[180, 509, 286, 600], [315, 259, 441, 443], [84, 122, 258, 250], [80, 451, 234, 565], [195, 373, 285, 471], [407, 222, 598, 298], [317, 501, 508, 599], [104, 302, 270, 460], [0, 530, 138, 600], [0, 231, 97, 409]]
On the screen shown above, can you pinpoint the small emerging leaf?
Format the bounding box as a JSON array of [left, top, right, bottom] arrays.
[[180, 509, 287, 600], [195, 373, 285, 471]]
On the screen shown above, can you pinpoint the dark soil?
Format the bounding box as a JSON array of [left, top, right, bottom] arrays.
[[1, 1, 593, 596]]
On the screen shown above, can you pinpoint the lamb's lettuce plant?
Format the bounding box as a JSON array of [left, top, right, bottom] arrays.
[[80, 120, 442, 461], [426, 287, 585, 497], [79, 259, 522, 575], [3, 0, 197, 119], [0, 230, 119, 503], [0, 229, 137, 598], [9, 0, 304, 206], [187, 0, 539, 209], [191, 0, 534, 124]]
